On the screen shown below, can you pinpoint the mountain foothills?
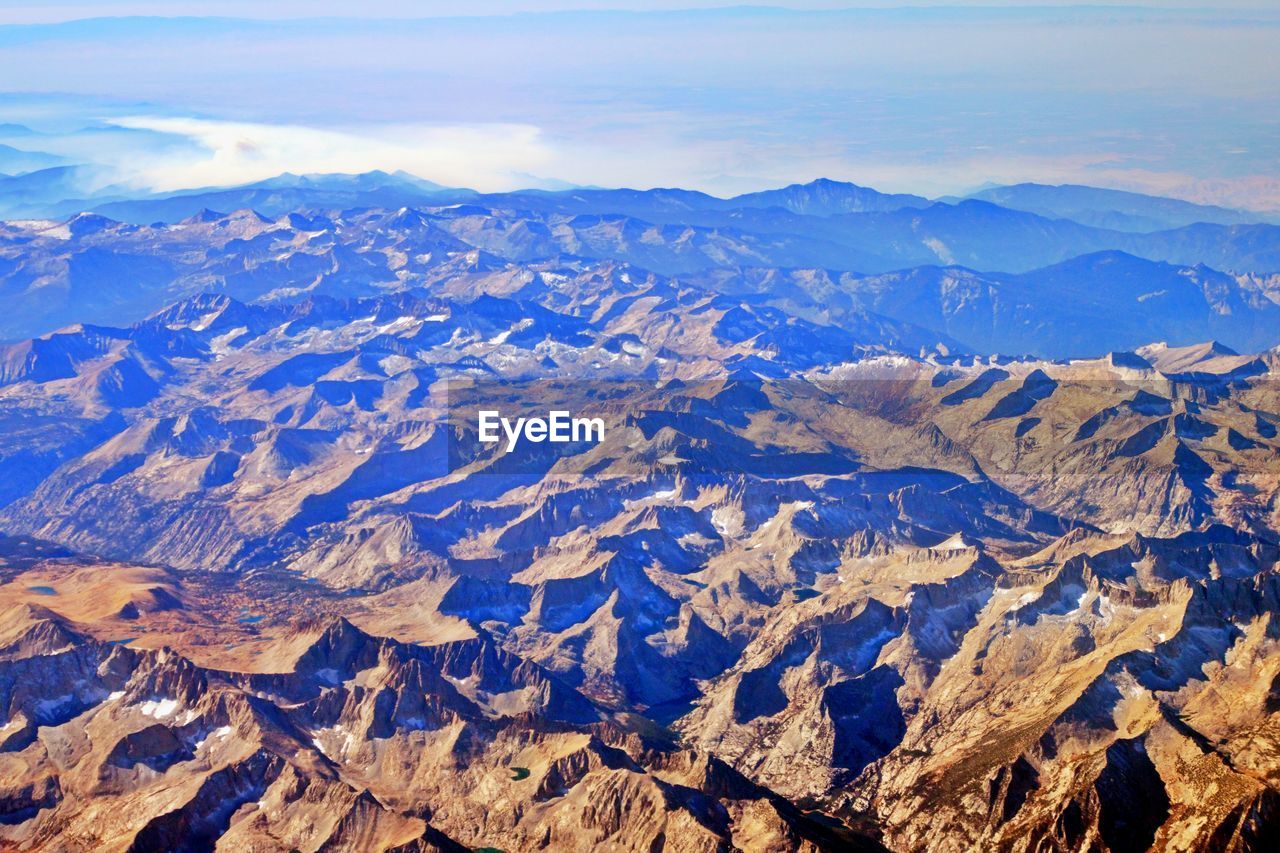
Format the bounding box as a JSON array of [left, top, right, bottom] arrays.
[[1, 176, 1280, 851]]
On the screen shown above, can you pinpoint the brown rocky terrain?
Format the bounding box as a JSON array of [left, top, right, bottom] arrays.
[[0, 588, 863, 852], [2, 200, 1280, 850]]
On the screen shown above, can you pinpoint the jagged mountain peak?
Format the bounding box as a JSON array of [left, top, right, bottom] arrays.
[[728, 177, 930, 216]]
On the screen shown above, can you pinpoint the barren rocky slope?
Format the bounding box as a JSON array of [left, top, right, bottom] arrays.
[[0, 593, 857, 851], [2, 197, 1280, 850]]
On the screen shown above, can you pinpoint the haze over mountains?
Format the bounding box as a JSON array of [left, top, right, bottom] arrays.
[[5, 5, 1279, 210], [4, 170, 1280, 850]]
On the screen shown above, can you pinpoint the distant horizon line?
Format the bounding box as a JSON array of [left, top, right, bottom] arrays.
[[4, 158, 1275, 215], [147, 169, 1254, 211], [0, 165, 1233, 202], [6, 167, 1276, 219]]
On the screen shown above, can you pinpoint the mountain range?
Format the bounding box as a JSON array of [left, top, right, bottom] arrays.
[[4, 189, 1280, 357], [960, 182, 1267, 232], [3, 169, 1278, 268], [3, 174, 1280, 851]]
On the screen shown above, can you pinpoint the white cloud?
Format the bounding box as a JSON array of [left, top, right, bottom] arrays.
[[84, 118, 1280, 213], [104, 117, 553, 193]]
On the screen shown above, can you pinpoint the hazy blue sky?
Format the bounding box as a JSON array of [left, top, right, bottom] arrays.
[[3, 2, 1277, 21], [0, 4, 1277, 208]]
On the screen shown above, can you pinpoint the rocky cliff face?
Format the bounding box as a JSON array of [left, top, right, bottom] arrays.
[[683, 531, 1280, 851]]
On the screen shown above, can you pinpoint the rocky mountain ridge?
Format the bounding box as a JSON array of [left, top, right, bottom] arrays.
[[4, 204, 1280, 356], [0, 600, 861, 851], [2, 187, 1280, 850]]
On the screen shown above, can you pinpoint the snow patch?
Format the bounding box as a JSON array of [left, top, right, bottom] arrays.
[[194, 725, 232, 751], [139, 698, 180, 719], [210, 326, 249, 356], [376, 315, 422, 334]]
